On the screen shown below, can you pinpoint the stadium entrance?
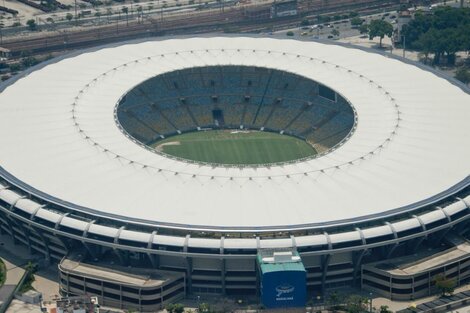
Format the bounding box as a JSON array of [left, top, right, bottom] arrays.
[[257, 250, 306, 309]]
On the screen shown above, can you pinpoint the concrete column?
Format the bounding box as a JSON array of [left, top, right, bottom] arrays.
[[120, 285, 123, 309], [186, 257, 193, 294], [221, 258, 226, 295]]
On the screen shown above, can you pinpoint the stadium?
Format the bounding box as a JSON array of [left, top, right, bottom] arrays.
[[0, 36, 469, 311]]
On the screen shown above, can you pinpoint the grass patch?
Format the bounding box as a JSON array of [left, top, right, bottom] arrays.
[[18, 262, 36, 293], [0, 258, 5, 288], [153, 130, 316, 165]]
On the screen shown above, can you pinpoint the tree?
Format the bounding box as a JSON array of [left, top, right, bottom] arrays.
[[344, 295, 368, 313], [21, 56, 38, 68], [26, 19, 37, 31], [173, 304, 184, 313], [368, 19, 393, 48], [165, 303, 185, 313], [455, 67, 470, 84], [351, 17, 363, 27], [286, 31, 294, 36], [198, 302, 213, 313], [19, 262, 36, 293], [136, 6, 143, 23], [165, 303, 175, 313], [95, 11, 102, 22], [300, 19, 310, 26], [359, 23, 369, 35], [327, 291, 343, 311], [9, 63, 21, 72], [380, 305, 392, 313], [434, 274, 456, 296], [331, 28, 340, 37], [401, 6, 470, 59], [349, 11, 359, 18], [416, 27, 438, 64], [106, 8, 112, 21], [317, 15, 331, 23], [122, 6, 129, 26]]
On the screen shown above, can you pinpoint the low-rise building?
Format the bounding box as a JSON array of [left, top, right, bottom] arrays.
[[59, 257, 185, 312], [362, 237, 470, 300]]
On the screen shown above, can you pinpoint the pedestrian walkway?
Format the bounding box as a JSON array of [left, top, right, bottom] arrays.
[[5, 299, 41, 313], [397, 290, 470, 313], [0, 258, 26, 309], [0, 235, 41, 311]]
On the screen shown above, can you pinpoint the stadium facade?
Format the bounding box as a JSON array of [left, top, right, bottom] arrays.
[[0, 36, 469, 310]]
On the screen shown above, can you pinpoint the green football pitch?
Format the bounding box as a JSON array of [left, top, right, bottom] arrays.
[[153, 130, 317, 165]]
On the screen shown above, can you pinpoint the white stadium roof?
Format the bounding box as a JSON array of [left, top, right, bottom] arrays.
[[0, 36, 469, 231]]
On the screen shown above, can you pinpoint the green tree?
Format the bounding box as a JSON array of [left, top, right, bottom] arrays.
[[198, 302, 214, 313], [351, 17, 363, 27], [286, 31, 294, 36], [344, 295, 368, 313], [122, 6, 129, 26], [9, 63, 21, 72], [26, 19, 37, 31], [327, 291, 342, 311], [416, 27, 462, 65], [317, 15, 331, 23], [434, 274, 456, 296], [349, 11, 359, 18], [21, 56, 38, 68], [416, 27, 438, 63], [440, 28, 461, 65], [173, 304, 184, 313], [368, 19, 394, 48], [331, 28, 340, 37], [0, 259, 6, 287], [165, 303, 184, 313], [359, 23, 369, 35], [380, 305, 392, 313], [401, 6, 470, 58], [455, 67, 470, 84], [106, 8, 112, 21], [136, 6, 143, 23], [19, 262, 36, 293]]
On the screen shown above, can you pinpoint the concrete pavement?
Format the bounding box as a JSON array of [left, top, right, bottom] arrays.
[[0, 255, 26, 309]]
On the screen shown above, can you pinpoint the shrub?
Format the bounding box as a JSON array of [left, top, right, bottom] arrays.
[[455, 67, 470, 84]]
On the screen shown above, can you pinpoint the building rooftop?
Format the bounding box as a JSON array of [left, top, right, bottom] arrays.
[[258, 251, 305, 273], [41, 296, 98, 313], [0, 37, 469, 231], [60, 257, 184, 287], [365, 241, 470, 276]]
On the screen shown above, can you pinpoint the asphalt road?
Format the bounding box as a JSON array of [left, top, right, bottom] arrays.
[[272, 11, 399, 40]]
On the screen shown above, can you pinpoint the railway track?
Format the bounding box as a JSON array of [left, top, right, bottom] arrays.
[[2, 7, 251, 55], [1, 0, 401, 57]]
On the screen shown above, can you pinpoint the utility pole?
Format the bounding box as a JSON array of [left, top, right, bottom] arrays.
[[402, 35, 406, 58], [74, 0, 77, 24]]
